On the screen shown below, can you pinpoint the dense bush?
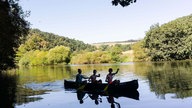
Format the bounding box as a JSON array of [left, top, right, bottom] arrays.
[[144, 15, 192, 61], [70, 51, 112, 64], [132, 40, 148, 61], [18, 46, 70, 66]]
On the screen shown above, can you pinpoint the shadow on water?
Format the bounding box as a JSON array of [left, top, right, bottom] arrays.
[[64, 83, 139, 108], [0, 72, 48, 108], [75, 90, 139, 108], [64, 78, 139, 108], [0, 72, 17, 108]]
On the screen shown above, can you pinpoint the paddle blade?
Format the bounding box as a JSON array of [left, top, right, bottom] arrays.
[[104, 85, 108, 91], [78, 85, 86, 90]]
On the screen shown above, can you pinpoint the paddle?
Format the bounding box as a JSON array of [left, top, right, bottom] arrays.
[[77, 80, 88, 91], [104, 84, 109, 91], [77, 84, 86, 91]]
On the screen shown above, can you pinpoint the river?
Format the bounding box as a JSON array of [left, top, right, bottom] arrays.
[[1, 61, 192, 108]]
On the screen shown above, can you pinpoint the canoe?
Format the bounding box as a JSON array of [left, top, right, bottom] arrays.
[[64, 79, 139, 92]]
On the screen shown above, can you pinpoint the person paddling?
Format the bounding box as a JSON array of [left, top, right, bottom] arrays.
[[89, 69, 102, 84], [105, 68, 119, 84], [76, 69, 88, 84]]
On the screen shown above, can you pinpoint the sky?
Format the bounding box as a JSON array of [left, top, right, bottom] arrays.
[[20, 0, 192, 44]]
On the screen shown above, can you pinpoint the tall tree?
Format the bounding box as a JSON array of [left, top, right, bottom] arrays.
[[0, 0, 29, 71], [144, 15, 192, 61]]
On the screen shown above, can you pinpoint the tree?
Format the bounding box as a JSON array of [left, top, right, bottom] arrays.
[[132, 40, 148, 61], [144, 15, 192, 61], [112, 0, 136, 7], [47, 46, 70, 64], [0, 0, 29, 71], [109, 45, 122, 62]]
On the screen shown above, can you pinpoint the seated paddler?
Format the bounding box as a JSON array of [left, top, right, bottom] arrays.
[[76, 68, 88, 84], [105, 68, 120, 84], [89, 69, 102, 84]]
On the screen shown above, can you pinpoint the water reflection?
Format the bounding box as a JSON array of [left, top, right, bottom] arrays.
[[4, 61, 192, 108], [0, 72, 17, 108], [106, 95, 120, 108], [88, 92, 102, 105], [77, 91, 86, 104], [0, 72, 49, 108], [145, 61, 192, 99], [74, 90, 139, 108]]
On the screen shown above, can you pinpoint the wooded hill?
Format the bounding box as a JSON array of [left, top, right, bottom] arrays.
[[133, 14, 192, 61], [21, 29, 96, 52], [17, 29, 133, 66], [17, 14, 192, 66]]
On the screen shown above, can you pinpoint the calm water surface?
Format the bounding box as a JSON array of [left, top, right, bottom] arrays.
[[1, 61, 192, 108]]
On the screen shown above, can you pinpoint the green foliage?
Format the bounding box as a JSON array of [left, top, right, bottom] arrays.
[[18, 52, 31, 66], [0, 0, 29, 71], [17, 29, 98, 66], [47, 46, 70, 64], [144, 15, 192, 61], [109, 45, 122, 62], [132, 40, 149, 61], [19, 50, 48, 66], [97, 44, 133, 62], [30, 50, 48, 65], [18, 46, 70, 66], [23, 33, 49, 51], [98, 44, 131, 52], [17, 28, 136, 65], [99, 45, 110, 51], [70, 43, 136, 64], [119, 44, 132, 51], [70, 51, 112, 64], [28, 29, 96, 52]]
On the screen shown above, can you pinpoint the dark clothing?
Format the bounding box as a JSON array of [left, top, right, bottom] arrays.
[[76, 73, 87, 83]]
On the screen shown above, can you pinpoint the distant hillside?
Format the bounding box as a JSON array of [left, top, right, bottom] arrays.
[[92, 40, 139, 47], [25, 29, 96, 52], [18, 29, 142, 66]]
